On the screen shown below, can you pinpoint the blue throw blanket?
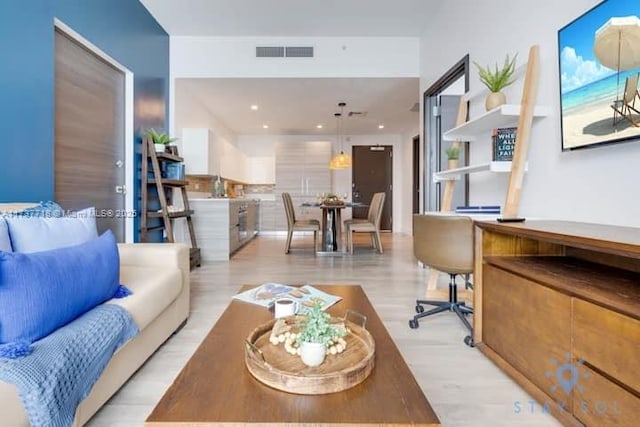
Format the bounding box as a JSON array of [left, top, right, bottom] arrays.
[[0, 304, 139, 427]]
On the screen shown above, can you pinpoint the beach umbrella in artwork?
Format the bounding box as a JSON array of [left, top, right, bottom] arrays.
[[594, 16, 640, 99]]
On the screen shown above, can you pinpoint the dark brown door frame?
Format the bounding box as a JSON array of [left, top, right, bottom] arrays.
[[351, 145, 393, 231]]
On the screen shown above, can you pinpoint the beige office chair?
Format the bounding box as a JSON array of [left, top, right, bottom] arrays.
[[282, 192, 320, 254], [409, 213, 474, 346], [345, 192, 385, 254]]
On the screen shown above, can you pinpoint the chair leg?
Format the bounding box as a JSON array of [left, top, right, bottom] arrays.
[[349, 230, 353, 254], [410, 273, 473, 337], [313, 230, 317, 253], [285, 230, 293, 254], [374, 230, 383, 253]]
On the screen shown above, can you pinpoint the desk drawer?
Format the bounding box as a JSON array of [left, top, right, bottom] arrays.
[[573, 365, 640, 427], [573, 299, 640, 393]]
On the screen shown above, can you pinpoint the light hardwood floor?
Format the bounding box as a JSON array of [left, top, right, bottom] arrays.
[[89, 232, 560, 427]]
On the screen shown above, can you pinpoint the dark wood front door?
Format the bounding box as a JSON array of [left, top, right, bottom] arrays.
[[352, 145, 392, 231], [54, 29, 126, 241]]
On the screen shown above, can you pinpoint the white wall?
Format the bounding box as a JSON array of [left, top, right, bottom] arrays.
[[171, 36, 419, 78], [421, 0, 640, 227], [174, 85, 238, 161]]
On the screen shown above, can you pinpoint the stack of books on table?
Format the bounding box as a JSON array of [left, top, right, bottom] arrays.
[[455, 205, 501, 214]]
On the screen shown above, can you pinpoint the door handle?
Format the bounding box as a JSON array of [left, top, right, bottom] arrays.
[[115, 185, 127, 195]]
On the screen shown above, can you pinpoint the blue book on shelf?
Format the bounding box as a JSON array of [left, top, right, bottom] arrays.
[[455, 205, 501, 214]]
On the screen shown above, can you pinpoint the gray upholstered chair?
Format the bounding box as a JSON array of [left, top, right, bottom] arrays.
[[282, 192, 320, 254], [409, 213, 474, 346], [344, 192, 385, 254]]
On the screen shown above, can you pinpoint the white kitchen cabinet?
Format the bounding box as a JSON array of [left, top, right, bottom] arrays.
[[181, 128, 221, 175], [246, 157, 275, 184], [275, 141, 331, 229]]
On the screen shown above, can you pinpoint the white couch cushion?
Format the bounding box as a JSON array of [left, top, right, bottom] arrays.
[[108, 266, 182, 331]]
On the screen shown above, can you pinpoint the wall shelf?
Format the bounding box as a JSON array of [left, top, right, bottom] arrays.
[[442, 104, 550, 141], [433, 161, 527, 182]]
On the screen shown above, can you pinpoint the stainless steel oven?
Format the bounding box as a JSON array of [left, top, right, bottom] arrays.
[[238, 203, 248, 241]]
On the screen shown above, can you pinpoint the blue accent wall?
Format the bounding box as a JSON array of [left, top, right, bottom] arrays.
[[0, 0, 169, 239]]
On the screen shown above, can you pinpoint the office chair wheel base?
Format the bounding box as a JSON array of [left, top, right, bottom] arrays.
[[409, 319, 419, 329], [464, 335, 475, 347], [415, 304, 424, 313]]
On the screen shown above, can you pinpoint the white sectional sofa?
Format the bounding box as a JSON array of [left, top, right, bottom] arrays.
[[0, 204, 190, 426]]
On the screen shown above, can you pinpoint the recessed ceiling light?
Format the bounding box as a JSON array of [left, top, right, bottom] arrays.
[[251, 105, 259, 111], [378, 124, 385, 129], [317, 124, 323, 129], [262, 124, 269, 129]]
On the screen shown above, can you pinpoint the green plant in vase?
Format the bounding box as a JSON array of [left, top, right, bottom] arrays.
[[445, 145, 460, 161], [296, 303, 346, 367], [473, 53, 517, 111], [144, 128, 178, 153]]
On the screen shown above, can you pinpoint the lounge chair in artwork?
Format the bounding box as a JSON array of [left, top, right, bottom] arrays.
[[611, 73, 640, 127]]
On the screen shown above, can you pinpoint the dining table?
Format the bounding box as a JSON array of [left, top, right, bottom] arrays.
[[302, 201, 367, 255]]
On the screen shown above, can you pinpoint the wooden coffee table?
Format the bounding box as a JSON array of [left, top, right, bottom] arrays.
[[146, 285, 440, 426]]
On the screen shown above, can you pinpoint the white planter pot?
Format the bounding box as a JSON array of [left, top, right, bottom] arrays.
[[299, 342, 326, 367], [485, 91, 506, 111], [154, 143, 166, 153]]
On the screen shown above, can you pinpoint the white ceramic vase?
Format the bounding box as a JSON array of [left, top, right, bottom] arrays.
[[300, 342, 326, 367], [154, 143, 166, 153], [485, 91, 506, 111]]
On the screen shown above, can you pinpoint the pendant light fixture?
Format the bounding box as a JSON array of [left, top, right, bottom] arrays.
[[329, 102, 352, 170]]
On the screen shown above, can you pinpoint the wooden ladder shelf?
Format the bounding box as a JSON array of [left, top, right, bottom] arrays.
[[141, 137, 201, 269], [427, 44, 541, 291]]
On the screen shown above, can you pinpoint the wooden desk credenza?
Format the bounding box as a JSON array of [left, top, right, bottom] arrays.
[[474, 220, 640, 426]]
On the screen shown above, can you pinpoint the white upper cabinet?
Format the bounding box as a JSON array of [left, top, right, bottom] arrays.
[[246, 157, 275, 184]]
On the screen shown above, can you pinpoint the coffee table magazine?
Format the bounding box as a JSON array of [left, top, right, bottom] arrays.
[[232, 283, 341, 314]]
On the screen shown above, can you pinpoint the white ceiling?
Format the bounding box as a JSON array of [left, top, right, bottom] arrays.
[[177, 78, 420, 135], [142, 1, 427, 136], [140, 0, 441, 37]]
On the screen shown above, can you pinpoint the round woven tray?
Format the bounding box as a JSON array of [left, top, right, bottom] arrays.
[[245, 315, 375, 394]]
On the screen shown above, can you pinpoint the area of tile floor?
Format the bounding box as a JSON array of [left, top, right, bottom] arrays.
[[88, 232, 560, 427]]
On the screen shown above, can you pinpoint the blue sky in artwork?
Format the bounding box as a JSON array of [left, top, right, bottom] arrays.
[[559, 0, 640, 93]]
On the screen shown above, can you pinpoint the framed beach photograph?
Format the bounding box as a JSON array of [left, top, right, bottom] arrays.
[[558, 0, 640, 150]]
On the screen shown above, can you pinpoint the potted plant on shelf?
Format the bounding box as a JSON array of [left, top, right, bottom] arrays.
[[445, 145, 460, 169], [144, 128, 178, 153], [473, 53, 517, 111], [296, 303, 346, 367]]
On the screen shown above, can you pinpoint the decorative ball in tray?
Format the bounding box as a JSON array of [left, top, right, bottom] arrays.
[[245, 310, 375, 395]]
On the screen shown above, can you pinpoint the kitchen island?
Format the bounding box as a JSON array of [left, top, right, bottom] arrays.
[[186, 198, 259, 261]]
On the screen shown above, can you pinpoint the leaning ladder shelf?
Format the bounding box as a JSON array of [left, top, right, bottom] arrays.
[[141, 137, 201, 269], [426, 44, 543, 291]]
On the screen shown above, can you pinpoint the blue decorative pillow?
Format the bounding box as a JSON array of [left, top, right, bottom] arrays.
[[0, 218, 10, 252], [0, 230, 121, 345], [6, 207, 97, 253]]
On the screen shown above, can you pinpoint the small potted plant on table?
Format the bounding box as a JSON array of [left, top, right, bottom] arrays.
[[473, 53, 517, 111], [296, 303, 346, 367]]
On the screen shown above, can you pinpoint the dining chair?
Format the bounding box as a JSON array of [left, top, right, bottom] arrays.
[[282, 192, 320, 254], [408, 213, 474, 346], [344, 192, 385, 254]]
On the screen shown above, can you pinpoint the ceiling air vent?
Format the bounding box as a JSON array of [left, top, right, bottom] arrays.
[[256, 46, 285, 58], [285, 46, 314, 58]]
